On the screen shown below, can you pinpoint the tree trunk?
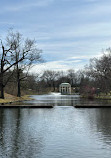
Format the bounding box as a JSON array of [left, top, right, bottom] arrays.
[[0, 75, 4, 99], [53, 82, 55, 91], [17, 76, 21, 97], [0, 58, 4, 99], [0, 82, 4, 99], [17, 65, 21, 97]]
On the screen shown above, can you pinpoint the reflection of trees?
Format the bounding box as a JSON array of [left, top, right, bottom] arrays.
[[0, 109, 5, 148], [0, 109, 44, 158], [57, 95, 80, 106], [94, 109, 111, 145], [31, 94, 80, 106], [83, 108, 111, 146]]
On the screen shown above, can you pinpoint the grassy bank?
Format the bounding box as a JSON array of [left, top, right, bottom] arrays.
[[81, 94, 111, 100], [0, 93, 33, 104], [95, 95, 111, 100]]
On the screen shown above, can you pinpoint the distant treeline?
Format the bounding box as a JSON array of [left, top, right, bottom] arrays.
[[32, 49, 111, 96]]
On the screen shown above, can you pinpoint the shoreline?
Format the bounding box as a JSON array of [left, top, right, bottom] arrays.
[[0, 94, 33, 105], [81, 95, 111, 100]]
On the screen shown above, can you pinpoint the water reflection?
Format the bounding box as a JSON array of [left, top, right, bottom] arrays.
[[85, 108, 111, 146], [0, 109, 45, 158], [22, 94, 111, 107], [23, 94, 80, 106], [0, 95, 111, 157]]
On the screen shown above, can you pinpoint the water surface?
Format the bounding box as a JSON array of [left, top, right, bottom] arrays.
[[0, 94, 111, 158]]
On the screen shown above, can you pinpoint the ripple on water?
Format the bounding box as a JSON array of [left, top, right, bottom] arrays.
[[0, 95, 111, 158]]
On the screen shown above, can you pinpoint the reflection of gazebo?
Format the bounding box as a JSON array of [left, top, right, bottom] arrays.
[[59, 83, 71, 95]]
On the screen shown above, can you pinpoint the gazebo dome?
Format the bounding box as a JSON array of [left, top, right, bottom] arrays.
[[60, 83, 71, 86]]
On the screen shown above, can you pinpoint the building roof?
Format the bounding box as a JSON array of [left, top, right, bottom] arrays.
[[60, 83, 71, 86]]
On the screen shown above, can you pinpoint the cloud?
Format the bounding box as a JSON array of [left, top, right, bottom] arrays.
[[0, 0, 111, 73], [30, 61, 70, 73], [30, 57, 91, 73], [0, 0, 54, 13], [29, 51, 106, 73], [68, 53, 104, 60]]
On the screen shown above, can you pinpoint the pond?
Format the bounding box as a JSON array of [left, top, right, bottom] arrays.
[[0, 94, 111, 158]]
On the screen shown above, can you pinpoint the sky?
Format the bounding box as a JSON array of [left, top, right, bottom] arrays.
[[0, 0, 111, 73]]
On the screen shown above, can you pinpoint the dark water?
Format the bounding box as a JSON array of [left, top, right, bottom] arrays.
[[0, 94, 111, 158]]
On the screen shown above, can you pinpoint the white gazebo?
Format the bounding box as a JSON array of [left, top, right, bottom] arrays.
[[59, 83, 71, 95]]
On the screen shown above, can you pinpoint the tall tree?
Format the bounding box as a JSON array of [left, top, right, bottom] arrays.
[[41, 70, 59, 91], [6, 30, 42, 97], [67, 69, 77, 86], [0, 30, 42, 98], [85, 50, 111, 93], [0, 38, 25, 98]]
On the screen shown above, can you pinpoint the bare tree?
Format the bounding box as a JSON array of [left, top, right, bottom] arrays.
[[6, 30, 42, 97], [85, 50, 111, 93], [0, 38, 25, 98], [0, 30, 42, 98], [40, 70, 59, 91], [67, 69, 77, 86]]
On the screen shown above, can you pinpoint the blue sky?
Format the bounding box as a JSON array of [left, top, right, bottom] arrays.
[[0, 0, 111, 72]]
